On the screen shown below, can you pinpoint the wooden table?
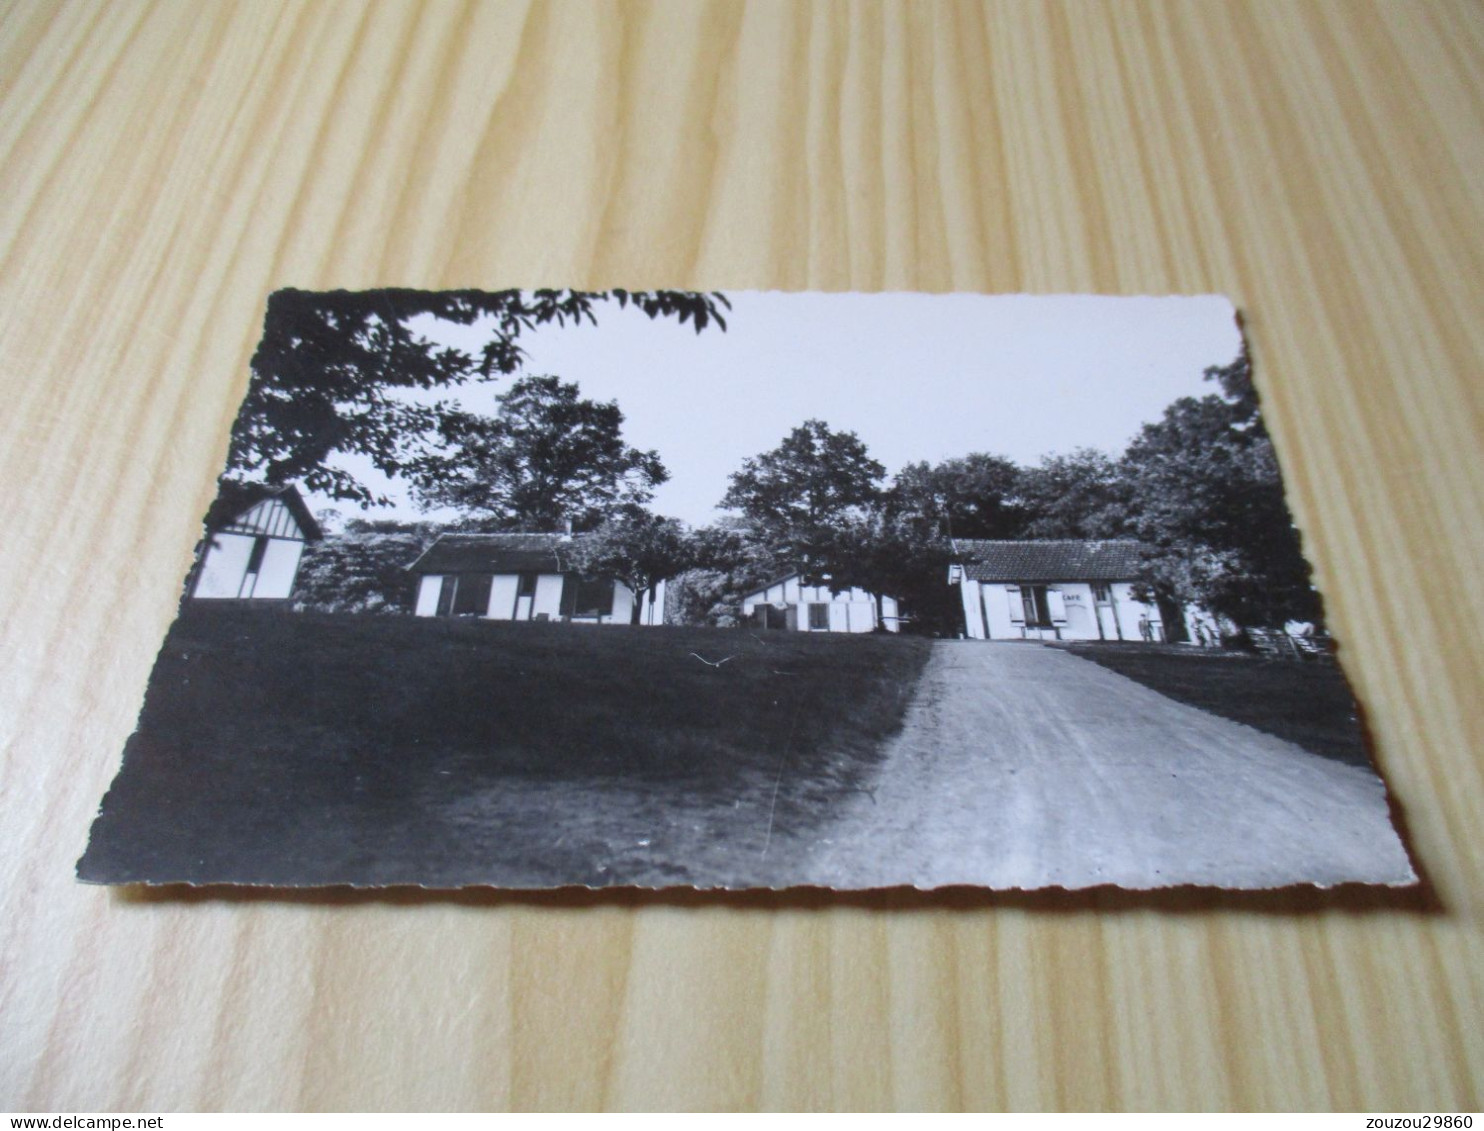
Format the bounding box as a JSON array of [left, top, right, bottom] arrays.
[[3, 0, 1481, 1111]]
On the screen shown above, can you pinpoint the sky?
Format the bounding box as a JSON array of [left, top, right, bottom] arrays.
[[310, 292, 1244, 530]]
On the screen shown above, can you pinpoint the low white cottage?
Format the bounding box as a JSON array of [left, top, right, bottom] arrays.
[[741, 574, 901, 634], [190, 483, 322, 603], [406, 533, 666, 625], [949, 539, 1169, 642]]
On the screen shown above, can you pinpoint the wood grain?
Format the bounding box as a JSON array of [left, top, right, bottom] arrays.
[[2, 0, 1482, 1111]]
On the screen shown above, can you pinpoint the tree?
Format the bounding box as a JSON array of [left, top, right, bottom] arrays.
[[292, 520, 443, 614], [886, 453, 1026, 540], [665, 569, 741, 628], [564, 512, 693, 624], [1017, 448, 1132, 539], [408, 375, 667, 532], [666, 518, 792, 628], [815, 509, 957, 634], [719, 420, 885, 567], [1120, 347, 1321, 627], [227, 288, 729, 505]]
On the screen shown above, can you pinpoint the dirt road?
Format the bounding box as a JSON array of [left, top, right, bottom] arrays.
[[799, 642, 1414, 890]]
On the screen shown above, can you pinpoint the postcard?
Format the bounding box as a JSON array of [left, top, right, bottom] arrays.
[[78, 289, 1414, 889]]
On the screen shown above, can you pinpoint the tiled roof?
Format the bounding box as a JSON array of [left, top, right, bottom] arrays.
[[952, 539, 1149, 582], [405, 533, 578, 574]]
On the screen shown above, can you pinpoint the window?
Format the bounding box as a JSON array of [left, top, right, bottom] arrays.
[[1092, 582, 1113, 604], [452, 573, 493, 616], [808, 603, 830, 630], [517, 572, 538, 598], [235, 535, 272, 598], [570, 576, 615, 618], [1021, 585, 1053, 627], [435, 575, 458, 617], [245, 535, 268, 574]]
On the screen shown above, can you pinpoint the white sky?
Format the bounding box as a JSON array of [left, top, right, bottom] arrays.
[[311, 292, 1243, 529]]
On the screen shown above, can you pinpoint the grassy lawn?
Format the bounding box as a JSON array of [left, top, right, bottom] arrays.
[[80, 607, 932, 888], [1060, 643, 1372, 768]]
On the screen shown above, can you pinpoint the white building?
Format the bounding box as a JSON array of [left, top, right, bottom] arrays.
[[740, 574, 901, 634], [190, 483, 322, 603], [949, 539, 1171, 642], [406, 533, 666, 625]]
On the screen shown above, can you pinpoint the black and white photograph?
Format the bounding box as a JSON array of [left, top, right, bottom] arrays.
[[78, 289, 1414, 890]]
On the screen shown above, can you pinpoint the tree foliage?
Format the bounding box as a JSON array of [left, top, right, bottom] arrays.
[[768, 349, 1317, 633], [666, 518, 793, 628], [1017, 449, 1132, 540], [886, 454, 1025, 540], [710, 424, 966, 633], [228, 288, 728, 504], [564, 512, 693, 624], [1120, 348, 1321, 627], [292, 522, 442, 614], [408, 375, 667, 532], [814, 511, 958, 634], [720, 419, 885, 568]]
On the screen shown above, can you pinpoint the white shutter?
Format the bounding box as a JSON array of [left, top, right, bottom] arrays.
[[1048, 588, 1068, 624], [1005, 586, 1025, 623]]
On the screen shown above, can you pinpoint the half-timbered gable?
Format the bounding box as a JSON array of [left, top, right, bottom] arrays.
[[191, 483, 322, 602], [741, 574, 901, 634]]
